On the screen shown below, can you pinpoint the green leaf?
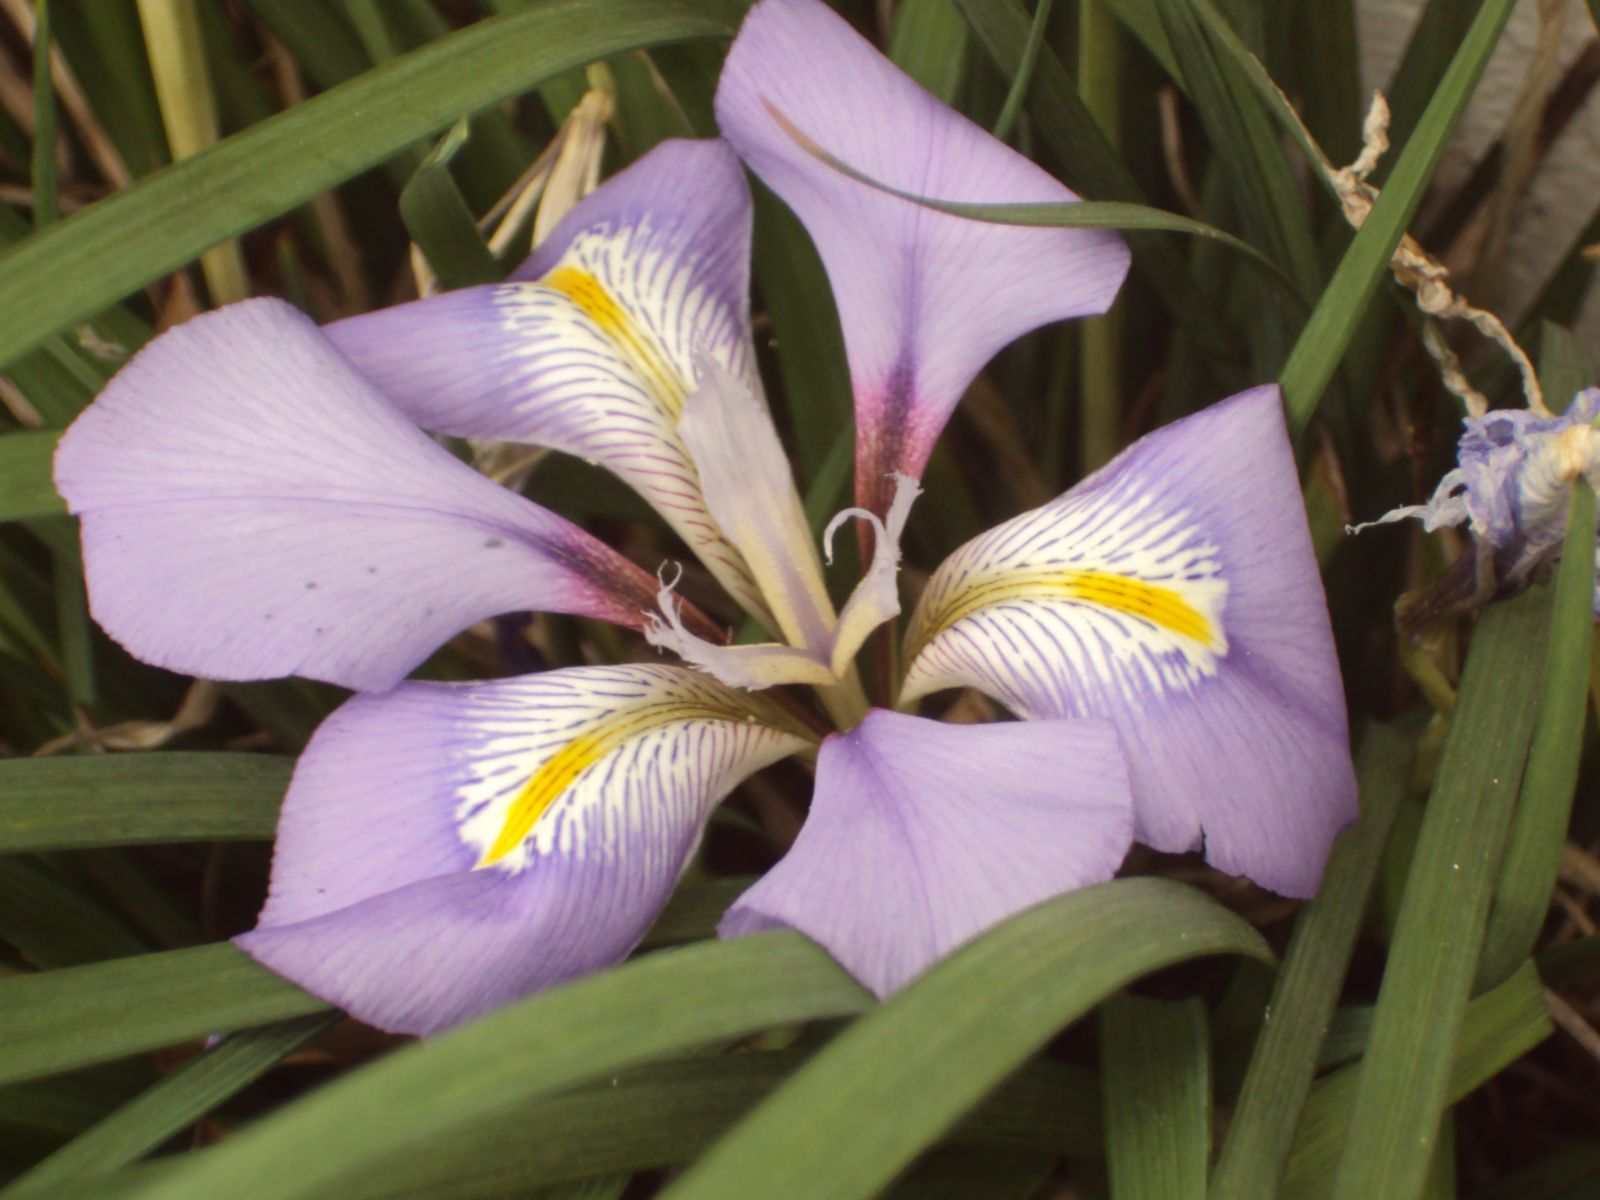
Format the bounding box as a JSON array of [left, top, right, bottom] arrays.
[[1100, 995, 1209, 1200], [1281, 960, 1554, 1199], [31, 0, 60, 230], [0, 857, 149, 969], [0, 754, 291, 853], [761, 121, 1305, 309], [10, 1015, 337, 1192], [954, 0, 1240, 358], [1278, 0, 1519, 435], [888, 0, 970, 104], [0, 432, 66, 522], [0, 0, 740, 372], [751, 186, 855, 488], [1326, 585, 1553, 1200], [0, 943, 328, 1088], [10, 1052, 1099, 1200], [399, 120, 501, 289], [659, 878, 1270, 1200], [1210, 721, 1415, 1200], [122, 934, 870, 1200], [1151, 0, 1319, 301], [990, 0, 1055, 143], [1476, 474, 1596, 991]]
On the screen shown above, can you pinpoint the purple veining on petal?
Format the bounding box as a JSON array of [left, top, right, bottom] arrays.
[[904, 387, 1356, 897], [716, 0, 1129, 514], [53, 299, 665, 692], [239, 664, 807, 1035]]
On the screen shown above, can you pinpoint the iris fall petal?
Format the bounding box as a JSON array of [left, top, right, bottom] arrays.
[[325, 139, 768, 617], [238, 664, 810, 1035], [53, 300, 661, 693], [902, 386, 1356, 897], [720, 709, 1134, 997]]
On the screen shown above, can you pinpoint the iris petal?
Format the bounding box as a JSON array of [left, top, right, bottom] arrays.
[[325, 139, 769, 619], [238, 664, 810, 1035], [902, 387, 1357, 897], [720, 709, 1134, 997], [53, 300, 664, 693], [715, 0, 1129, 514]]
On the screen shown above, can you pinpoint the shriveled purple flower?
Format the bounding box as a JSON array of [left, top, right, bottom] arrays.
[[1362, 388, 1600, 611], [55, 0, 1355, 1036]]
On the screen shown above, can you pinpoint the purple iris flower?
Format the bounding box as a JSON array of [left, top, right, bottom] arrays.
[[1364, 389, 1600, 611], [53, 0, 1355, 1036]]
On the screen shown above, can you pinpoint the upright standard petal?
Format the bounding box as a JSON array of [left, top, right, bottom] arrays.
[[238, 665, 810, 1035], [325, 139, 770, 620], [902, 387, 1357, 897], [721, 710, 1134, 997], [715, 0, 1130, 514], [54, 300, 666, 693]]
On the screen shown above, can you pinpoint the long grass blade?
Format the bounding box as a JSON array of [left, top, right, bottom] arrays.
[[10, 1014, 338, 1191], [0, 431, 66, 521], [1327, 584, 1553, 1200], [1278, 0, 1519, 435], [0, 754, 290, 852], [1, 944, 328, 1088], [1210, 721, 1415, 1199], [659, 878, 1269, 1200], [123, 934, 870, 1200], [1282, 960, 1554, 1198], [0, 0, 738, 371], [1475, 473, 1596, 990], [1100, 995, 1209, 1200]]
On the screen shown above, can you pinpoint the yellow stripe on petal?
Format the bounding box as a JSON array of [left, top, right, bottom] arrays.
[[543, 266, 688, 419], [909, 568, 1223, 664], [475, 697, 755, 869]]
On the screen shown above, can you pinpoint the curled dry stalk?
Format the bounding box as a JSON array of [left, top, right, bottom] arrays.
[[1328, 94, 1546, 418]]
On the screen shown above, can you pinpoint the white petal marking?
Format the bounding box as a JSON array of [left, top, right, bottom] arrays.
[[492, 222, 770, 620], [903, 479, 1228, 714], [453, 665, 809, 874]]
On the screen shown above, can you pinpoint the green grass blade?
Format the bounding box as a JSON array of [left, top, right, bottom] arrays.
[[123, 934, 869, 1200], [0, 0, 738, 371], [751, 187, 854, 488], [0, 944, 329, 1087], [399, 120, 501, 289], [1152, 0, 1319, 299], [9, 1053, 1098, 1200], [1210, 721, 1415, 1200], [1327, 585, 1553, 1200], [1100, 995, 1209, 1200], [0, 754, 291, 852], [11, 1014, 338, 1192], [0, 857, 149, 969], [888, 0, 970, 104], [990, 0, 1054, 142], [1476, 475, 1596, 991], [954, 0, 1239, 358], [760, 125, 1306, 309], [659, 878, 1270, 1200], [241, 0, 372, 93], [0, 432, 67, 521], [1282, 960, 1554, 1199], [1278, 0, 1518, 435], [31, 0, 60, 230]]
